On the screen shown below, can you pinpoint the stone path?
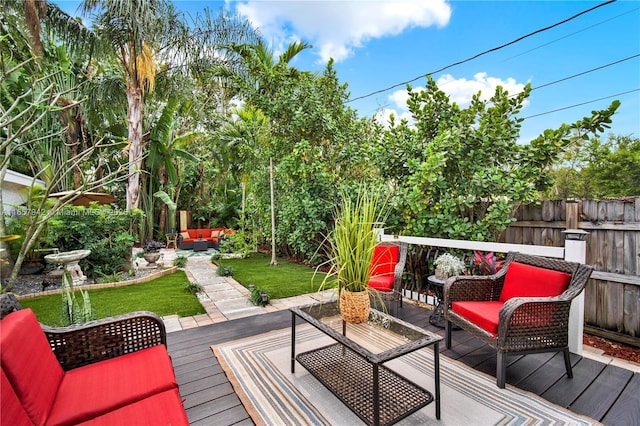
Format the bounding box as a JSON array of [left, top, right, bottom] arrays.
[[157, 249, 334, 333]]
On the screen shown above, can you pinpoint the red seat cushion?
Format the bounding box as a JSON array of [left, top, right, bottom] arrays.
[[452, 301, 504, 337], [1, 368, 33, 426], [76, 389, 188, 426], [499, 261, 572, 302], [368, 275, 395, 291], [0, 309, 64, 425], [46, 345, 178, 426]]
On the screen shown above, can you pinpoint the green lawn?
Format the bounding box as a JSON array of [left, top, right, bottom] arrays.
[[218, 253, 335, 299], [19, 270, 205, 326]]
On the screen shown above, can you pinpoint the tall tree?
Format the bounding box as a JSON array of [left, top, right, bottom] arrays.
[[81, 0, 168, 210], [376, 76, 620, 241]]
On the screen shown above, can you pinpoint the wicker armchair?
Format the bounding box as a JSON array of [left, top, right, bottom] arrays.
[[0, 293, 166, 371], [443, 252, 593, 388], [368, 242, 408, 315]]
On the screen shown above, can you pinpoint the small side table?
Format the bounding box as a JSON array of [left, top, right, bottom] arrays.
[[165, 233, 177, 249], [427, 275, 446, 328]]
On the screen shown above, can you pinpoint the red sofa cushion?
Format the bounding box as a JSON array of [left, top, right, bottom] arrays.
[[1, 368, 33, 426], [452, 301, 504, 337], [196, 228, 211, 238], [499, 261, 572, 302], [187, 229, 197, 239], [76, 389, 188, 426], [368, 275, 395, 291], [47, 345, 178, 426], [369, 244, 399, 277], [0, 309, 64, 425]]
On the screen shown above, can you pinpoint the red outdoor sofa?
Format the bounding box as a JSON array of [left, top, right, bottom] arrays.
[[177, 227, 232, 250], [0, 294, 188, 425]]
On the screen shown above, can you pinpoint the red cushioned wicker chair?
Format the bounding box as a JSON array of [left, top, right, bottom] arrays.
[[444, 252, 593, 388], [367, 242, 408, 315]]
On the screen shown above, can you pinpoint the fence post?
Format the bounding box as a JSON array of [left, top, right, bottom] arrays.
[[563, 228, 589, 355]]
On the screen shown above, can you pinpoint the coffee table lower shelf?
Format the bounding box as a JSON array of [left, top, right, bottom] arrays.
[[296, 343, 434, 426]]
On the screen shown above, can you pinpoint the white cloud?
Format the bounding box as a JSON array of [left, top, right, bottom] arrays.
[[436, 72, 527, 107], [375, 73, 528, 127], [235, 0, 451, 62]]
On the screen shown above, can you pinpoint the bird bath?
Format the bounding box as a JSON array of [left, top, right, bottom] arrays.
[[44, 249, 91, 285]]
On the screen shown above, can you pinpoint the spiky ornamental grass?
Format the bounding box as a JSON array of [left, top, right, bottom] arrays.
[[320, 187, 390, 293]]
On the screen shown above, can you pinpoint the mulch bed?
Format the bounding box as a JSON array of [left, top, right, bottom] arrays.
[[583, 334, 640, 364]]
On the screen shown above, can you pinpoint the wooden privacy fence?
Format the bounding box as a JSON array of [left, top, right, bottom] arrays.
[[502, 198, 640, 344]]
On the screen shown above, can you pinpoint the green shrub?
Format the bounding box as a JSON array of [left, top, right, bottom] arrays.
[[46, 205, 142, 278], [248, 284, 269, 306], [216, 265, 233, 277], [173, 256, 188, 268], [184, 281, 203, 294]]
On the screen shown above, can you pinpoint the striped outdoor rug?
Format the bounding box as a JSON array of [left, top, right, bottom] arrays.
[[212, 323, 601, 425]]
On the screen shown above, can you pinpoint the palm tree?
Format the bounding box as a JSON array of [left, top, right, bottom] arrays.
[[79, 0, 169, 210]]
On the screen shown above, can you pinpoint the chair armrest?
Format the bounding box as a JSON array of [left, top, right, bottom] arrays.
[[444, 275, 503, 304], [42, 311, 167, 371], [497, 297, 572, 348]]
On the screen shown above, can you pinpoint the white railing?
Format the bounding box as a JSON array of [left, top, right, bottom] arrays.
[[380, 230, 588, 355]]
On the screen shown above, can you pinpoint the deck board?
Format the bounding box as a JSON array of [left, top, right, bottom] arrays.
[[568, 364, 634, 420], [167, 302, 639, 425]]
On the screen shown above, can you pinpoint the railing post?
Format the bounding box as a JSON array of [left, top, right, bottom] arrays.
[[563, 228, 589, 355]]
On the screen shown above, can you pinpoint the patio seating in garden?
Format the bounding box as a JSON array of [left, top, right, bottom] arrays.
[[367, 242, 408, 315], [444, 252, 593, 388], [0, 294, 188, 425]]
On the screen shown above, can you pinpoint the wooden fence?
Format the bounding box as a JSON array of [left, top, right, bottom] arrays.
[[502, 198, 640, 343]]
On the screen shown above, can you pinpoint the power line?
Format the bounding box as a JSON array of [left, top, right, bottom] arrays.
[[526, 54, 640, 94], [522, 88, 639, 120], [347, 0, 617, 103], [500, 7, 638, 63]]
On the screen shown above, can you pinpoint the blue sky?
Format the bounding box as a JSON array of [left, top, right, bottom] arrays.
[[55, 0, 639, 143]]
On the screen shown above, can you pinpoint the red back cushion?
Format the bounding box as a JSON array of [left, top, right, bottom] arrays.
[[187, 230, 197, 238], [196, 229, 212, 238], [1, 368, 34, 426], [0, 309, 64, 425], [499, 261, 572, 302], [369, 245, 399, 277]]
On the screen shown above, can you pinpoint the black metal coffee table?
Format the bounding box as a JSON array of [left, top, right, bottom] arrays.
[[290, 302, 442, 426]]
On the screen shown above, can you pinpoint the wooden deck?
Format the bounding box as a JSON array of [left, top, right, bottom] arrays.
[[167, 302, 640, 425]]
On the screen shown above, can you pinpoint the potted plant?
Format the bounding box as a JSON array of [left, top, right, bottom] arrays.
[[142, 240, 164, 267], [319, 187, 388, 324], [434, 253, 466, 279]]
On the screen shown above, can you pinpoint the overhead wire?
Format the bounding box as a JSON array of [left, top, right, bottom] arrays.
[[522, 88, 639, 120], [347, 0, 618, 103]]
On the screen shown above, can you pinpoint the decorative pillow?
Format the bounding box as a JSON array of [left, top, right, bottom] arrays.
[[180, 232, 190, 240], [499, 261, 572, 302], [210, 230, 224, 238]]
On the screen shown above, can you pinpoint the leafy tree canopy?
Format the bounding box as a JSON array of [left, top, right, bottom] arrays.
[[375, 76, 619, 241]]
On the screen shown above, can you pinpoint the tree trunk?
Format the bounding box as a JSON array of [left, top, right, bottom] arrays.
[[269, 157, 277, 266], [126, 86, 144, 210]]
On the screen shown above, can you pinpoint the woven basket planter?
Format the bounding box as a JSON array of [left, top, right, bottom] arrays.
[[340, 289, 370, 324]]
